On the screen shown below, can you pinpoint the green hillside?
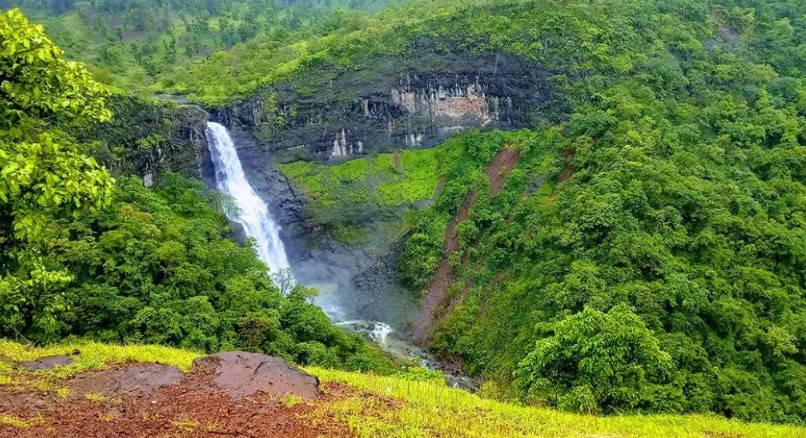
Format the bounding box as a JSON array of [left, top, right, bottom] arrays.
[[269, 0, 806, 424], [2, 0, 806, 432], [0, 0, 398, 93]]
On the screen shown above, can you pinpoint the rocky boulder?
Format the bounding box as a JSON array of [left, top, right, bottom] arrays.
[[192, 352, 319, 399]]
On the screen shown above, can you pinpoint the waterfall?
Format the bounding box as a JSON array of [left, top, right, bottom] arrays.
[[205, 122, 293, 280]]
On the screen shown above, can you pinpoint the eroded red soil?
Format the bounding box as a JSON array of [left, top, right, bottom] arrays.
[[0, 353, 354, 438], [415, 146, 521, 341]]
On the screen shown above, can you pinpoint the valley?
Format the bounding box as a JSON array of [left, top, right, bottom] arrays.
[[2, 0, 806, 435]]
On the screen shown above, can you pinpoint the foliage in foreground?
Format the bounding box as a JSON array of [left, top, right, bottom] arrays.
[[0, 8, 114, 339]]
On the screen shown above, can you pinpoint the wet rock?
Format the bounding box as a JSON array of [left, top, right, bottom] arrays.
[[192, 352, 319, 399], [19, 354, 74, 371], [70, 364, 183, 396], [78, 95, 211, 183]]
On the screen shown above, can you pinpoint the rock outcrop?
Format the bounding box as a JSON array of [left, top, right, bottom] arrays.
[[193, 352, 320, 399], [78, 95, 212, 185], [2, 352, 333, 438], [18, 354, 74, 371], [213, 53, 558, 161]]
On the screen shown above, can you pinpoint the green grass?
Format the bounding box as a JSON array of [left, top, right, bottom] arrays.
[[310, 367, 806, 438], [0, 338, 200, 381], [0, 339, 201, 399], [280, 143, 460, 211]]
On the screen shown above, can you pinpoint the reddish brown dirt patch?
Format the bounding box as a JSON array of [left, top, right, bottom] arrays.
[[486, 147, 521, 196], [18, 354, 73, 371], [415, 146, 521, 341], [69, 363, 182, 397], [558, 164, 573, 182], [0, 357, 352, 438], [558, 148, 575, 183], [193, 352, 319, 399]]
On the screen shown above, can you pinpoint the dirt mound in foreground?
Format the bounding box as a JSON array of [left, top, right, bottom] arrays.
[[193, 351, 319, 399], [69, 363, 183, 397], [0, 353, 348, 438]]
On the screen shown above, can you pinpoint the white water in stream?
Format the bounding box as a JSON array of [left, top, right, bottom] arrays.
[[205, 122, 293, 278]]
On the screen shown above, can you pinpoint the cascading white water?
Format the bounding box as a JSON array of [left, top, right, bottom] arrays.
[[205, 122, 293, 279]]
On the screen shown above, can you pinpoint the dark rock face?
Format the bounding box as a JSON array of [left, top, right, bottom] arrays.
[[213, 53, 558, 161], [80, 95, 212, 184], [193, 352, 319, 399]]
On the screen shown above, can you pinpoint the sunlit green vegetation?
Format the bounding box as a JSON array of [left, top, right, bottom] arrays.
[[315, 366, 806, 438], [0, 0, 397, 95], [281, 142, 459, 208]]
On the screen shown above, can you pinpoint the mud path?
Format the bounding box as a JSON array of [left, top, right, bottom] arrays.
[[415, 146, 521, 341]]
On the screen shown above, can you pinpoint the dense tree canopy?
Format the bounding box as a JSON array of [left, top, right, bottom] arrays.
[[0, 8, 113, 337], [0, 0, 397, 93], [388, 0, 806, 423]]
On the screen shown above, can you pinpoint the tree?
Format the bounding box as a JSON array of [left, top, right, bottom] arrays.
[[514, 304, 676, 414], [0, 8, 113, 338], [0, 9, 110, 126]]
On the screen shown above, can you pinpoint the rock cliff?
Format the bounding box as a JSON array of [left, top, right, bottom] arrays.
[[79, 95, 212, 185], [212, 53, 560, 161]]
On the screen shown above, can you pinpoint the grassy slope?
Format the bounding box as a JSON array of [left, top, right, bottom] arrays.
[[279, 140, 462, 243], [1, 339, 803, 437], [280, 142, 460, 209]]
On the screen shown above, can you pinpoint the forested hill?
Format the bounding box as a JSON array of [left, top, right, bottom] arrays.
[[0, 0, 398, 92], [374, 0, 806, 424], [3, 0, 806, 430]]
